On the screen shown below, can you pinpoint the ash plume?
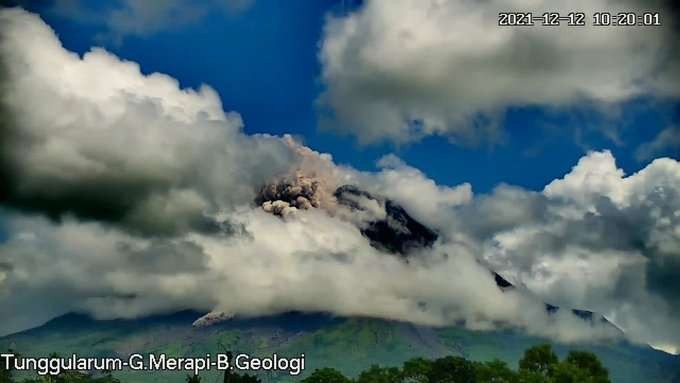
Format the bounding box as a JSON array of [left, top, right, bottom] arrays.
[[255, 171, 328, 217], [254, 135, 346, 217]]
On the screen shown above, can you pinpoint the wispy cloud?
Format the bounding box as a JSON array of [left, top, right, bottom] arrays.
[[636, 126, 680, 161], [48, 0, 252, 44]]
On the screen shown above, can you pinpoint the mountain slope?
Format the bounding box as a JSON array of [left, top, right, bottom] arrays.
[[2, 311, 678, 383], [2, 187, 675, 382]]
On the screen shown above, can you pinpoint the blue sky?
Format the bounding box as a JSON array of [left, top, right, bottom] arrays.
[[10, 0, 680, 193]]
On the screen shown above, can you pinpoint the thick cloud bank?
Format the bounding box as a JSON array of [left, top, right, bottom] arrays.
[[450, 151, 680, 353], [1, 9, 679, 354], [319, 0, 680, 144], [0, 7, 295, 236]]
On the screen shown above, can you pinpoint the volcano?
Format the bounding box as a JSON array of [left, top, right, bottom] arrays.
[[1, 185, 673, 383], [333, 185, 617, 328], [334, 185, 439, 255]]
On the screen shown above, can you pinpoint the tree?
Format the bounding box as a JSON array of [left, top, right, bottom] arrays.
[[21, 370, 121, 383], [228, 373, 261, 383], [399, 357, 432, 383], [517, 369, 548, 383], [475, 359, 518, 383], [301, 368, 351, 383], [519, 344, 558, 378], [356, 365, 401, 383], [563, 351, 608, 383], [551, 361, 591, 383], [428, 356, 476, 383], [517, 346, 610, 383]]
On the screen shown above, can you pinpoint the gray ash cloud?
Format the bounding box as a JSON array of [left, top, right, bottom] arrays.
[[255, 177, 440, 256], [255, 172, 325, 217]]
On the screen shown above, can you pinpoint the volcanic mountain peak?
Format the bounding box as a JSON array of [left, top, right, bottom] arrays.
[[255, 182, 619, 331], [333, 185, 439, 255]]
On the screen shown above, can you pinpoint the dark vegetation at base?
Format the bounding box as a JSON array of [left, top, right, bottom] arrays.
[[2, 310, 679, 383], [302, 344, 612, 383], [1, 344, 617, 383]]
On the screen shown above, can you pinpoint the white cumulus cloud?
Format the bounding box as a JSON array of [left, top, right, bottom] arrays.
[[319, 0, 680, 144]]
